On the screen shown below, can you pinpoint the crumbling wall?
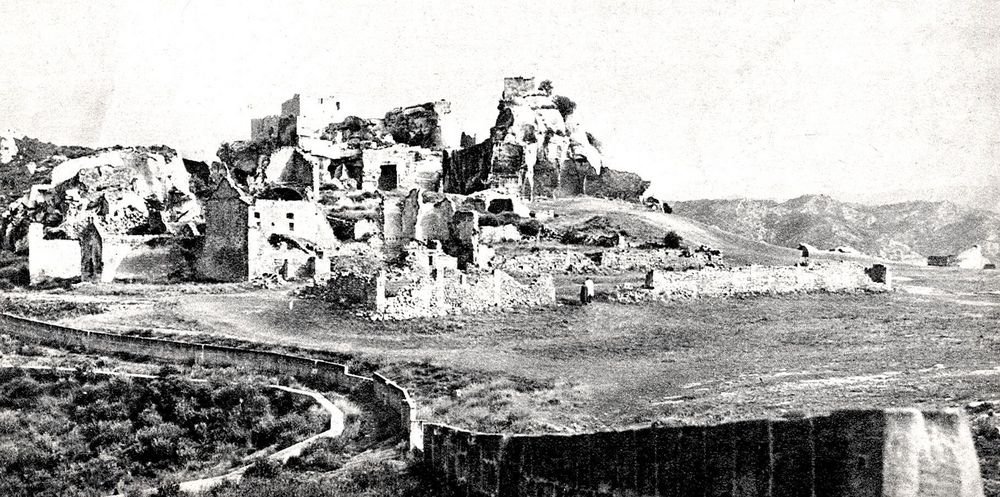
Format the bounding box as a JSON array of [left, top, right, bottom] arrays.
[[196, 180, 249, 282], [361, 145, 442, 192], [381, 101, 454, 150], [496, 248, 709, 277], [103, 235, 188, 283], [443, 139, 493, 195], [27, 224, 81, 284], [422, 409, 984, 497], [442, 271, 555, 314], [614, 263, 885, 302], [305, 268, 554, 320]]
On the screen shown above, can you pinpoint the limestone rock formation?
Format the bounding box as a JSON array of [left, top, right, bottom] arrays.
[[1, 144, 202, 252], [382, 101, 456, 150], [445, 77, 649, 201]]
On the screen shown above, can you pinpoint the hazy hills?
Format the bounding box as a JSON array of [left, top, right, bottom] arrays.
[[674, 194, 1000, 262]]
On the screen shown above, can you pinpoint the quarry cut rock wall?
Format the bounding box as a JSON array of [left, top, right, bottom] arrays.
[[613, 262, 884, 302], [0, 313, 984, 496], [422, 409, 984, 497]]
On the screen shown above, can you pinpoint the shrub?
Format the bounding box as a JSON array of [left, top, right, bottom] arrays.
[[553, 95, 577, 119], [538, 79, 553, 95], [517, 219, 543, 238], [244, 458, 282, 479], [664, 231, 683, 249]]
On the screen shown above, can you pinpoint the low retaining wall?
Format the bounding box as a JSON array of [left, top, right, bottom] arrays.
[[423, 409, 984, 497], [612, 262, 885, 302], [497, 247, 709, 277]]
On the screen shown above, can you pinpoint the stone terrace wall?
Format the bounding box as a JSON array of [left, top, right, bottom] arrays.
[[613, 262, 884, 302], [423, 409, 984, 497], [497, 248, 707, 277]]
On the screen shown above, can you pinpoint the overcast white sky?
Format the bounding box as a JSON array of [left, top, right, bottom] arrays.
[[0, 0, 997, 201]]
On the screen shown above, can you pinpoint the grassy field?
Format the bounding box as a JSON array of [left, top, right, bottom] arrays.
[[48, 264, 1000, 437]]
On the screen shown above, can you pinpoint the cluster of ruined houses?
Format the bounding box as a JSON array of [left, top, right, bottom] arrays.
[[27, 81, 549, 291]]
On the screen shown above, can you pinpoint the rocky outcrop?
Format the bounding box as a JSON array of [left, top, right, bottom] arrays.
[[381, 101, 455, 150], [585, 167, 650, 202], [1, 144, 202, 252], [445, 77, 648, 202]]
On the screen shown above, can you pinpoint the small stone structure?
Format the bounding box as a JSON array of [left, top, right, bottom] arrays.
[[865, 263, 892, 290], [81, 221, 189, 283], [615, 262, 887, 302]]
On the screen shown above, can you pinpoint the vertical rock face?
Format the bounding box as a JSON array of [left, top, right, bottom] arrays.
[[445, 77, 646, 201], [489, 77, 605, 198], [382, 101, 456, 150]]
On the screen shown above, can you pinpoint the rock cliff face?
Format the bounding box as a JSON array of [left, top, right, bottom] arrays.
[[490, 77, 606, 197], [445, 77, 648, 201], [0, 141, 202, 252]]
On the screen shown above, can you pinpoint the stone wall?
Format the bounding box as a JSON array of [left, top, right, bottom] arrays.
[[27, 223, 81, 284], [496, 248, 708, 277], [443, 139, 494, 195], [422, 409, 983, 497], [307, 268, 555, 320], [197, 179, 250, 282], [614, 262, 885, 302], [103, 235, 188, 283]]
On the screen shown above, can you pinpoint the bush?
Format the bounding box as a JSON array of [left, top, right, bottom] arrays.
[[664, 231, 683, 249], [517, 219, 543, 238], [553, 95, 576, 119], [478, 212, 521, 227], [244, 458, 282, 479]]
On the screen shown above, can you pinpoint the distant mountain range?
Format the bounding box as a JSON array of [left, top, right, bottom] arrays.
[[673, 194, 1000, 263]]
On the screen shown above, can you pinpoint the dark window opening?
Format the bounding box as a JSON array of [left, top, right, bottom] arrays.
[[289, 223, 295, 231], [286, 213, 294, 219], [379, 164, 398, 191], [488, 198, 515, 214]]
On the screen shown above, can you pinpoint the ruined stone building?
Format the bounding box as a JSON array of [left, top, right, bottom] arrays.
[[246, 95, 457, 196], [79, 220, 189, 283], [196, 177, 338, 282], [376, 189, 494, 269]]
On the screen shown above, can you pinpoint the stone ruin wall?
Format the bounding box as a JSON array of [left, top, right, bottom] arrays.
[[305, 268, 555, 320], [614, 262, 885, 303], [422, 408, 983, 497], [0, 315, 984, 496], [27, 224, 82, 284], [496, 248, 709, 277]]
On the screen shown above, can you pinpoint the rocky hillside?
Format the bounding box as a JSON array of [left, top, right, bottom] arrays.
[[0, 136, 204, 252], [674, 195, 1000, 262]]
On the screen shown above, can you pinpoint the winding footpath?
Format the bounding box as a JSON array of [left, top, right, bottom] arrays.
[[0, 366, 345, 497]]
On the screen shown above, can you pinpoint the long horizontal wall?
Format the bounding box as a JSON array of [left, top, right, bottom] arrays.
[[0, 313, 984, 496], [423, 408, 984, 497]]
